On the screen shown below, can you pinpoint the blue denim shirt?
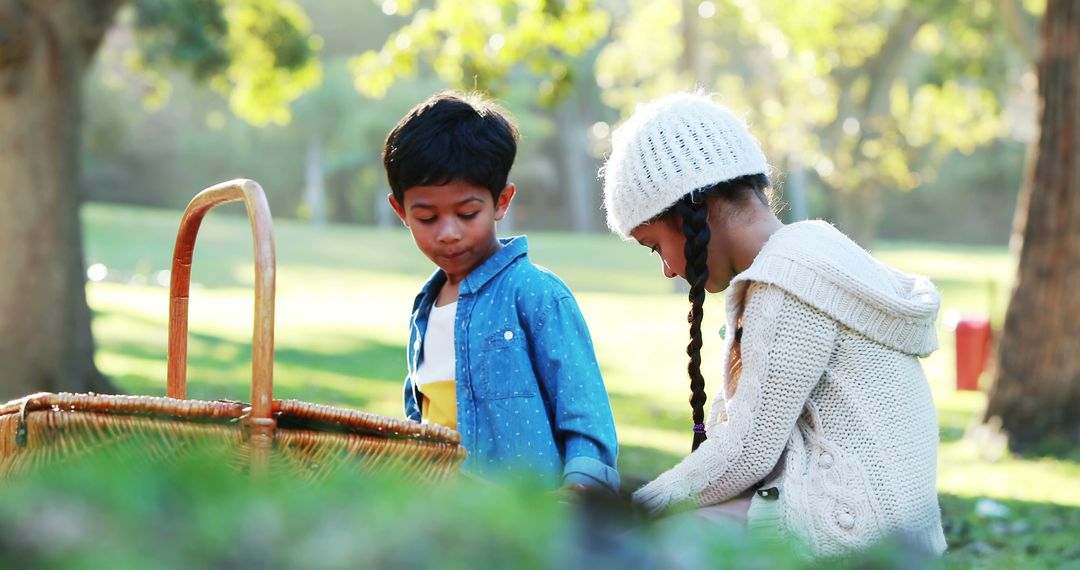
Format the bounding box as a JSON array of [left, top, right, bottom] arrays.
[[404, 236, 620, 492]]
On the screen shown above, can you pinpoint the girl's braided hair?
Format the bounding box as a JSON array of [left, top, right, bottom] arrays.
[[665, 173, 771, 451]]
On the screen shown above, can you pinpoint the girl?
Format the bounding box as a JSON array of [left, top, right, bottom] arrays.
[[601, 92, 947, 558]]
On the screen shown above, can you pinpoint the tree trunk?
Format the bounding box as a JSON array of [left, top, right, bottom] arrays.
[[984, 0, 1080, 451], [786, 155, 809, 222], [680, 0, 703, 85], [553, 98, 595, 232], [830, 184, 884, 248], [821, 7, 926, 247], [302, 127, 327, 226], [0, 0, 121, 400]]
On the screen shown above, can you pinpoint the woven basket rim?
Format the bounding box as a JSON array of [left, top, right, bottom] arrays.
[[1, 392, 460, 445]]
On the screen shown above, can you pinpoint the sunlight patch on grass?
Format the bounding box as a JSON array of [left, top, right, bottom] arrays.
[[270, 364, 401, 415], [94, 351, 167, 394], [618, 425, 687, 462], [939, 439, 1080, 507], [875, 242, 1015, 282], [579, 291, 728, 401], [89, 278, 410, 414], [932, 389, 1080, 507]]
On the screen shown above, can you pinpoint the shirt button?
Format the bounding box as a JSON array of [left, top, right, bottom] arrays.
[[503, 330, 514, 341], [836, 512, 855, 529], [756, 487, 779, 501], [413, 340, 421, 350], [819, 452, 834, 469]]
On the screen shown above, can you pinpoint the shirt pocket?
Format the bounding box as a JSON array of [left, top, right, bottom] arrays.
[[476, 326, 538, 400]]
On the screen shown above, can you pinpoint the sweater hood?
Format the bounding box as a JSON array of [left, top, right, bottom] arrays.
[[731, 221, 940, 356]]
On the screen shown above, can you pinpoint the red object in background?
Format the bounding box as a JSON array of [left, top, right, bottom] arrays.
[[955, 317, 992, 391]]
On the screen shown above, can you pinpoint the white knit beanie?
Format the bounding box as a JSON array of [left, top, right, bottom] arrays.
[[601, 92, 770, 239]]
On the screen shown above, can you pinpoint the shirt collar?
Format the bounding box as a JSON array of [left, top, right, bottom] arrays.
[[461, 236, 528, 295]]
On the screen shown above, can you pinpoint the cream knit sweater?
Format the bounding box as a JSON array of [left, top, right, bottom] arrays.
[[633, 220, 947, 558]]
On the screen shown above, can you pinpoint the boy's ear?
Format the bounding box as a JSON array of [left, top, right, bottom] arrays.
[[387, 193, 409, 227], [494, 183, 515, 222]]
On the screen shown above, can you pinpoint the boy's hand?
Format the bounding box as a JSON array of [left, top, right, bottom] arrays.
[[551, 483, 590, 503]]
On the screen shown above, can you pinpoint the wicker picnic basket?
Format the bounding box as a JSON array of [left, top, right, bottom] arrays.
[[0, 179, 465, 482]]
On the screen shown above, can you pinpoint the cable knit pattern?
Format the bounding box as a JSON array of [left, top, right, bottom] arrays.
[[633, 220, 947, 558]]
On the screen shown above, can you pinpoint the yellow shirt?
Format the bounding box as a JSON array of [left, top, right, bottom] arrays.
[[420, 380, 457, 430]]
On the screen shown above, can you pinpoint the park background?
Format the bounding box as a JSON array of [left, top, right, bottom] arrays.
[[0, 0, 1077, 568]]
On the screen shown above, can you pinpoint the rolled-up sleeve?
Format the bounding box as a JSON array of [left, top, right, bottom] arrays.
[[530, 295, 620, 492]]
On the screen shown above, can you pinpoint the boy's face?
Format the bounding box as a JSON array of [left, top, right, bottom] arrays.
[[389, 180, 515, 284]]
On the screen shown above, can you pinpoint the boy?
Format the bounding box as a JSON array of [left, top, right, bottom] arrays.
[[383, 91, 619, 493]]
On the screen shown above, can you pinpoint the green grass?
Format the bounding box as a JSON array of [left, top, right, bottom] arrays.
[[74, 202, 1080, 568], [1, 443, 817, 570]]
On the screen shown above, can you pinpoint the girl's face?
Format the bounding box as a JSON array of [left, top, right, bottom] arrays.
[[630, 219, 688, 282], [629, 212, 738, 294]]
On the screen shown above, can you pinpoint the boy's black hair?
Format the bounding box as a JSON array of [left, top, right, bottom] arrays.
[[661, 173, 771, 452], [382, 91, 520, 203]]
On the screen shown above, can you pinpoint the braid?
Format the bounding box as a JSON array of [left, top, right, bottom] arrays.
[[655, 174, 770, 452], [675, 193, 711, 452]]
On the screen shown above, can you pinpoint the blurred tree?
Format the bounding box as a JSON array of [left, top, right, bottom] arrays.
[[350, 0, 609, 104], [290, 58, 449, 224], [350, 0, 611, 231], [984, 0, 1078, 452], [596, 0, 1028, 245], [0, 0, 318, 399]]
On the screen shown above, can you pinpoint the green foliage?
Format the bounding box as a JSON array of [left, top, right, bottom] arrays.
[[878, 141, 1025, 244], [0, 442, 818, 569], [81, 63, 310, 212], [134, 0, 229, 80], [594, 0, 1035, 241], [128, 0, 322, 125], [939, 495, 1080, 569], [82, 42, 561, 224], [82, 0, 1036, 238], [287, 58, 455, 221], [350, 0, 610, 105], [6, 435, 1077, 568], [918, 0, 1013, 90]]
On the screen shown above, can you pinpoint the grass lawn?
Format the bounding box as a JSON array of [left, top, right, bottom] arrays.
[[80, 202, 1080, 568]]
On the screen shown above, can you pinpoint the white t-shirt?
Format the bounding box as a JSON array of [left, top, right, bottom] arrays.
[[414, 301, 457, 387], [414, 301, 457, 428]]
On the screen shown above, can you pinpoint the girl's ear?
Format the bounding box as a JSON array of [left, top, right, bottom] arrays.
[[387, 193, 409, 227], [494, 183, 516, 221]]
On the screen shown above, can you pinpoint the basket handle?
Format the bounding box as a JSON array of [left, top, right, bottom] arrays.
[[167, 179, 276, 432]]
